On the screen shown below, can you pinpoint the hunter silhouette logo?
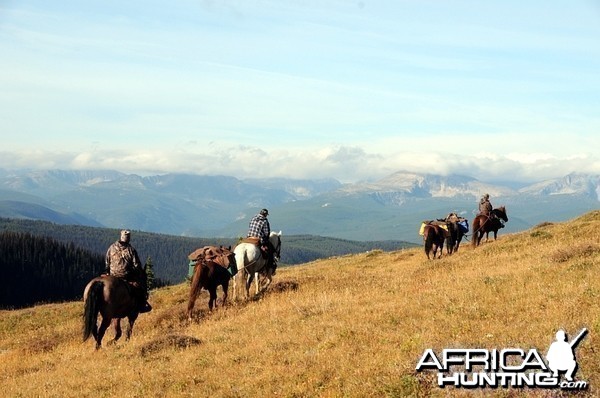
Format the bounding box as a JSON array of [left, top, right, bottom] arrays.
[[546, 328, 587, 382], [415, 328, 589, 390]]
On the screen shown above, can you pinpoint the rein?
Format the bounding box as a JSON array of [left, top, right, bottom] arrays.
[[471, 214, 491, 236]]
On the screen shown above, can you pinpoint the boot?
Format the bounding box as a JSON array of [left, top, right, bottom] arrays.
[[137, 288, 152, 313], [139, 300, 152, 313]]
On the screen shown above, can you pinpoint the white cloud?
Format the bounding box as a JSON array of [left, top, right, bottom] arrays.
[[1, 144, 598, 184]]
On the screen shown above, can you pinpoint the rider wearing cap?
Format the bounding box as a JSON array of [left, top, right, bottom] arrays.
[[105, 230, 152, 313], [478, 193, 493, 216], [247, 209, 277, 275]]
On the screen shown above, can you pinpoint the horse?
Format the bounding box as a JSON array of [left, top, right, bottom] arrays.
[[422, 223, 447, 259], [82, 275, 142, 350], [471, 206, 508, 247], [187, 246, 236, 320], [444, 213, 468, 254], [232, 231, 281, 301]]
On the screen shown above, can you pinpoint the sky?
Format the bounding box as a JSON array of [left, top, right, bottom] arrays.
[[1, 0, 599, 184]]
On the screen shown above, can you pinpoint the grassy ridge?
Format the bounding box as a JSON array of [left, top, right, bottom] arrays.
[[1, 211, 599, 397]]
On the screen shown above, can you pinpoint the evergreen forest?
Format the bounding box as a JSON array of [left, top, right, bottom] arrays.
[[0, 217, 415, 308]]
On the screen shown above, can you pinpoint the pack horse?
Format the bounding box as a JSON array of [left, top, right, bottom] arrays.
[[186, 245, 237, 320]]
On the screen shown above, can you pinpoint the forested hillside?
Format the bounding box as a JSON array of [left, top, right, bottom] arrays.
[[0, 218, 416, 286], [0, 231, 104, 309]]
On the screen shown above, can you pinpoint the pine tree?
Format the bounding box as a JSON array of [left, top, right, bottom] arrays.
[[145, 256, 155, 291]]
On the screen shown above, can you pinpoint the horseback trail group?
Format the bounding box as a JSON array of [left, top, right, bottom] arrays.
[[83, 209, 280, 349], [82, 197, 509, 349], [420, 193, 509, 260]]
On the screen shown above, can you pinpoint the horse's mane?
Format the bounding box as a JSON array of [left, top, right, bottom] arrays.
[[493, 206, 506, 216]]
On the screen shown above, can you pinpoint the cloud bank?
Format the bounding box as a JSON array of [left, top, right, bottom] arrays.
[[1, 145, 598, 185]]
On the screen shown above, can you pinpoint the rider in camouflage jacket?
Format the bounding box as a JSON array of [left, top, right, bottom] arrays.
[[105, 230, 152, 313], [478, 194, 493, 216]]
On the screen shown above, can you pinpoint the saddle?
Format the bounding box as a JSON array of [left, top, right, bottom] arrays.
[[188, 246, 233, 268], [239, 236, 260, 246]]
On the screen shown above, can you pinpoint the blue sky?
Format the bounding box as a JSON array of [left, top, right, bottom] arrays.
[[1, 0, 599, 183]]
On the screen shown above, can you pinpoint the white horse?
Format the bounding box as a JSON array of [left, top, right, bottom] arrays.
[[232, 231, 281, 300]]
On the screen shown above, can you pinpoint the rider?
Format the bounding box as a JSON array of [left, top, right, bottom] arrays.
[[478, 193, 493, 216], [247, 208, 277, 275], [105, 230, 152, 313]]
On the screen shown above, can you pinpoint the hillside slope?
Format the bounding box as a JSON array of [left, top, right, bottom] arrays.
[[1, 211, 599, 397]]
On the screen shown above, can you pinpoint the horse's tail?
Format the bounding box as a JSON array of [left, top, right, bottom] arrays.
[[83, 280, 103, 342], [423, 226, 434, 257], [187, 262, 205, 317]]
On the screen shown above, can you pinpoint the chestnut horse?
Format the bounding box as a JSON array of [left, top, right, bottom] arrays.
[[471, 206, 508, 246], [187, 246, 236, 320], [423, 223, 447, 259], [82, 275, 142, 349]]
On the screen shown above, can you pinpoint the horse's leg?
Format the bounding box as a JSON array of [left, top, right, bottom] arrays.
[[233, 263, 248, 301], [245, 272, 254, 299], [221, 280, 229, 307], [262, 270, 273, 292], [232, 271, 239, 301], [91, 323, 98, 341], [254, 272, 260, 295], [109, 318, 122, 345], [96, 316, 111, 350], [208, 287, 217, 311], [187, 289, 199, 320], [125, 314, 138, 341]]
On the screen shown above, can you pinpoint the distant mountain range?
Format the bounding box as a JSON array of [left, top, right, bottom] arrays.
[[0, 169, 598, 243]]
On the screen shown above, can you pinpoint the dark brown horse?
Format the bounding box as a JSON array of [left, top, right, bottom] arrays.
[[445, 213, 469, 254], [82, 275, 142, 349], [423, 223, 447, 259], [187, 246, 236, 320], [471, 206, 508, 246]]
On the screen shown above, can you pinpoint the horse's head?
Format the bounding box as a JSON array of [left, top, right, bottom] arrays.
[[446, 212, 459, 223], [494, 206, 508, 222], [225, 251, 236, 267], [269, 231, 282, 261]]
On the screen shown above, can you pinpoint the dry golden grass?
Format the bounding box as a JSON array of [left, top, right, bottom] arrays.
[[1, 210, 599, 397]]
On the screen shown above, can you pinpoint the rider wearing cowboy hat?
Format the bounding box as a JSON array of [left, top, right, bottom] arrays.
[[247, 208, 277, 275]]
